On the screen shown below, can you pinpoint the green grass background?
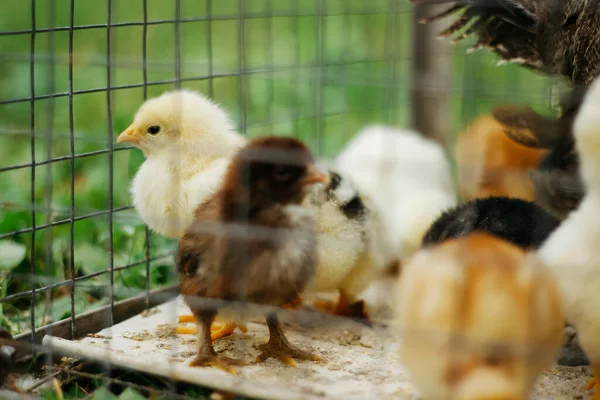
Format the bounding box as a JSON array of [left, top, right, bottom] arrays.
[[0, 0, 558, 337]]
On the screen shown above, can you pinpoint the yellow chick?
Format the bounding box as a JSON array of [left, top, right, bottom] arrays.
[[117, 89, 246, 340], [397, 233, 564, 400], [117, 89, 245, 239], [537, 78, 600, 399]]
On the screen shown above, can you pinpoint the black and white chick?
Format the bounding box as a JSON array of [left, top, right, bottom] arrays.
[[304, 163, 395, 319]]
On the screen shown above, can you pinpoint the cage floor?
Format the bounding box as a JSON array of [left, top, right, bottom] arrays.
[[42, 280, 591, 400]]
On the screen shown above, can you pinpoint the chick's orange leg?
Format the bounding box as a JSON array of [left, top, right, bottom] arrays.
[[312, 290, 370, 320], [176, 314, 247, 340], [254, 314, 319, 367], [586, 366, 600, 400], [189, 312, 246, 374], [281, 297, 303, 310]]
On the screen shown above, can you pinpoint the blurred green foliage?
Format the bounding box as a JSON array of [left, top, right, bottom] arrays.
[[1, 0, 557, 337]]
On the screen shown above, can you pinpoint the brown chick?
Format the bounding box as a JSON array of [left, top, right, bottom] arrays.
[[177, 136, 326, 372], [455, 115, 548, 202], [397, 233, 564, 400]]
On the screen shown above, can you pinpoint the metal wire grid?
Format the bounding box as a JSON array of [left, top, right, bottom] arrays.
[[0, 1, 569, 398], [0, 0, 415, 353]]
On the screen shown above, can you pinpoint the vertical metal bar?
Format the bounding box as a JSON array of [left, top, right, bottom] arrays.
[[384, 0, 398, 124], [206, 0, 214, 98], [142, 0, 151, 310], [142, 0, 148, 100], [29, 0, 37, 347], [106, 0, 115, 327], [43, 0, 56, 332], [265, 0, 274, 136], [342, 0, 351, 134], [291, 0, 300, 139], [68, 0, 77, 340], [314, 0, 325, 156], [238, 0, 247, 135], [174, 0, 181, 88]]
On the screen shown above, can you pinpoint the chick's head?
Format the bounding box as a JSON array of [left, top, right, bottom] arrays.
[[221, 136, 327, 220], [116, 89, 242, 158], [396, 233, 564, 400]]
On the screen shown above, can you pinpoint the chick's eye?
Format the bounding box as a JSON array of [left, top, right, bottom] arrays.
[[147, 125, 161, 135], [272, 166, 292, 181]]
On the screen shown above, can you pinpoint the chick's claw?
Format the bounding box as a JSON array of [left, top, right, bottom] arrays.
[[178, 314, 196, 323], [211, 321, 246, 341], [281, 297, 303, 310], [189, 354, 247, 375], [587, 367, 600, 400], [176, 315, 247, 341], [254, 340, 318, 367], [312, 291, 370, 321], [255, 314, 319, 367]]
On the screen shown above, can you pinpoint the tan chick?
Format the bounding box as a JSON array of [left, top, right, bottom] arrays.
[[177, 136, 325, 372], [396, 233, 564, 400], [455, 115, 548, 202]]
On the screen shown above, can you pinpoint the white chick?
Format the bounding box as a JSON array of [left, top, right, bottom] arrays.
[[117, 89, 245, 239], [537, 78, 600, 399], [397, 233, 564, 400], [335, 125, 458, 267]]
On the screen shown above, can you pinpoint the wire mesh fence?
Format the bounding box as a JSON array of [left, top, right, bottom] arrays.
[[0, 0, 568, 398]]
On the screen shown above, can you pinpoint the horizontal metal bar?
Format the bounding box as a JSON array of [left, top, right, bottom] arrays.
[[0, 206, 134, 239], [0, 146, 133, 173], [13, 284, 179, 359], [0, 252, 174, 304], [1, 59, 396, 105], [0, 8, 411, 37]]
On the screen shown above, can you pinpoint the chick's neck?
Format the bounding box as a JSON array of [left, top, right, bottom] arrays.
[[158, 136, 244, 181]]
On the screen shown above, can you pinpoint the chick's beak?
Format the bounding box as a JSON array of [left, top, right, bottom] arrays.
[[116, 124, 143, 146], [302, 165, 329, 186]]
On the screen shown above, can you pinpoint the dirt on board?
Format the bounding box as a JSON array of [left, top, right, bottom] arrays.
[[42, 278, 593, 400]]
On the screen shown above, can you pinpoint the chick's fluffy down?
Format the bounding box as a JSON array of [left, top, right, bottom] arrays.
[[396, 234, 564, 400], [304, 165, 394, 301], [125, 89, 245, 238], [336, 125, 457, 263]]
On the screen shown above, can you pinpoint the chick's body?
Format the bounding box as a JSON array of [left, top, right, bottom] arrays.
[[304, 167, 393, 316], [537, 78, 600, 398], [118, 89, 245, 239], [177, 136, 324, 370], [336, 125, 457, 264], [397, 233, 564, 400]]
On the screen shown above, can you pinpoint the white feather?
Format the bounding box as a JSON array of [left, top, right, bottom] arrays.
[[335, 124, 458, 263]]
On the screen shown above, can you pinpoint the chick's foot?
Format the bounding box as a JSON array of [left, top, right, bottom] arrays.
[[281, 297, 303, 310], [312, 291, 370, 321], [254, 314, 319, 367], [211, 320, 248, 341], [190, 353, 247, 375], [587, 367, 600, 400], [176, 315, 247, 341], [255, 338, 318, 367]]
